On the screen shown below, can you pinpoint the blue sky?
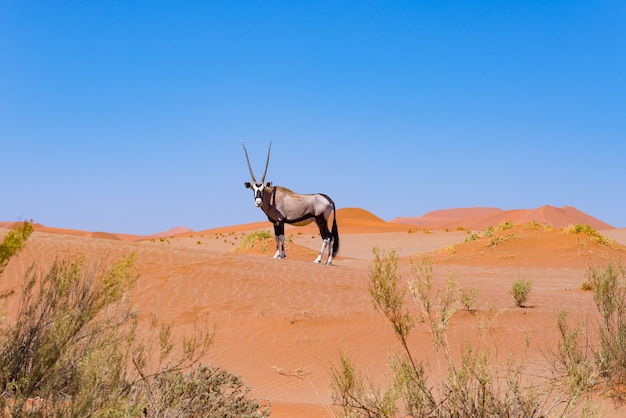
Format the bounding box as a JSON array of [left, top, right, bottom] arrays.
[[1, 1, 625, 234]]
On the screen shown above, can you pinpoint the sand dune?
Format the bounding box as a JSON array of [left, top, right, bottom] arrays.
[[392, 205, 615, 230], [1, 206, 625, 417]]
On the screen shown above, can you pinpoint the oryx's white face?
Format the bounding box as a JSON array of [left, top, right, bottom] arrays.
[[244, 181, 272, 207], [243, 141, 273, 208]]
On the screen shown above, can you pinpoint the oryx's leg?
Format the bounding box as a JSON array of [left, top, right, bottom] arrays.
[[326, 237, 335, 265], [273, 222, 286, 259], [314, 238, 330, 264], [314, 216, 333, 265]]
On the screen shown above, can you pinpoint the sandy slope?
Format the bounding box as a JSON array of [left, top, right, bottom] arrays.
[[393, 205, 616, 230], [1, 208, 625, 417]]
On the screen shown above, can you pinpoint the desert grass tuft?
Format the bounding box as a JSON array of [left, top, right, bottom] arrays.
[[511, 277, 533, 308]]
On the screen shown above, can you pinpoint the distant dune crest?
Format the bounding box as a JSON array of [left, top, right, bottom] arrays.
[[391, 205, 614, 230], [148, 226, 194, 238], [0, 205, 615, 240]]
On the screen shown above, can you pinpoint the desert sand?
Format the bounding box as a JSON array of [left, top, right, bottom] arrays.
[[1, 206, 625, 417]]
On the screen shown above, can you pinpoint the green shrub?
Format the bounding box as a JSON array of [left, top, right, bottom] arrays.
[[465, 233, 480, 243], [240, 230, 273, 249], [0, 221, 33, 276], [460, 288, 479, 311], [498, 221, 514, 230], [568, 224, 612, 246], [511, 277, 533, 307]]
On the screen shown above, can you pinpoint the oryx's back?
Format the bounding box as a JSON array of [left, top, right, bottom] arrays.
[[276, 187, 334, 219]]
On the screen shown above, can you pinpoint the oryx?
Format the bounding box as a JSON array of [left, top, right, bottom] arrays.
[[243, 142, 339, 265]]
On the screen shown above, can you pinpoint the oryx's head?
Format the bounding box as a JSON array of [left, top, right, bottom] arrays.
[[243, 142, 273, 208]]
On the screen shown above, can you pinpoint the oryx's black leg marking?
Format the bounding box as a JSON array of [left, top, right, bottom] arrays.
[[314, 215, 334, 264], [273, 222, 286, 258]]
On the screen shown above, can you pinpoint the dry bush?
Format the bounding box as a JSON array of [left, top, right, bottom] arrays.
[[511, 277, 533, 308], [0, 223, 269, 417], [330, 248, 572, 417], [551, 260, 626, 410]]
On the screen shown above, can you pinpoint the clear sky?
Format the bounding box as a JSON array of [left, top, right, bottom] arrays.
[[1, 1, 625, 234]]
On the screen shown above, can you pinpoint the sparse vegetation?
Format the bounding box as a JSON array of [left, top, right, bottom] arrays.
[[553, 260, 626, 402], [587, 260, 626, 389], [331, 249, 559, 417], [465, 232, 480, 242], [511, 277, 533, 307], [0, 221, 33, 275], [460, 287, 479, 311], [498, 221, 514, 230], [553, 309, 598, 397], [485, 233, 517, 250], [0, 223, 270, 417], [239, 230, 273, 250], [567, 224, 613, 247], [524, 220, 544, 230]]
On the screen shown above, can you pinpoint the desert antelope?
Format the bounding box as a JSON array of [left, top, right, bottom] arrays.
[[242, 142, 339, 265]]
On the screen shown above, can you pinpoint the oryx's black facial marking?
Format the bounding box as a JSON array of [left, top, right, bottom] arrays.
[[242, 142, 340, 264]]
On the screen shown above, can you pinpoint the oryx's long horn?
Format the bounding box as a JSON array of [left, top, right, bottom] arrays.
[[260, 141, 272, 184], [242, 142, 257, 183]]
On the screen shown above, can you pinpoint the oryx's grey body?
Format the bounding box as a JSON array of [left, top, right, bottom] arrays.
[[243, 142, 339, 264]]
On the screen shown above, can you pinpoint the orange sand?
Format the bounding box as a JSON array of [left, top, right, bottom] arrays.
[[1, 206, 625, 417]]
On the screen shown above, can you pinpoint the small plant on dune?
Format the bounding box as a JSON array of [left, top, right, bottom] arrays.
[[511, 277, 533, 307], [524, 220, 543, 230], [443, 243, 459, 255], [569, 224, 596, 235], [567, 224, 613, 247], [498, 221, 514, 230], [486, 236, 503, 248], [581, 280, 594, 291], [239, 230, 273, 250], [485, 233, 517, 250], [460, 287, 479, 311], [465, 232, 480, 242]]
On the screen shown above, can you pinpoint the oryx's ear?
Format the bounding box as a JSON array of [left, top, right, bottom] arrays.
[[244, 182, 252, 189], [266, 182, 272, 187]]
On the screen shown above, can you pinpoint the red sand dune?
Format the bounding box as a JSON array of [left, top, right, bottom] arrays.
[[1, 206, 626, 417], [392, 205, 615, 230], [148, 225, 194, 238]]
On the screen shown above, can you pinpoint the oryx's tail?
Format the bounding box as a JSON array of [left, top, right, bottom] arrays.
[[331, 204, 339, 257]]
